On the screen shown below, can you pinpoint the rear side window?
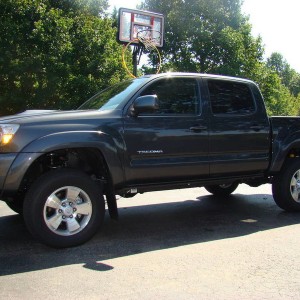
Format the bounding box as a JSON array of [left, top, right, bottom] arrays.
[[208, 80, 255, 115]]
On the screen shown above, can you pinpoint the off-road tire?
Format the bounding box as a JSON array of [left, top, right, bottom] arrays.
[[23, 169, 105, 248], [204, 182, 239, 196], [272, 159, 300, 212]]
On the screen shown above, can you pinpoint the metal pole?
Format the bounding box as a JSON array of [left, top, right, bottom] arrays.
[[133, 49, 138, 77], [132, 45, 142, 77]]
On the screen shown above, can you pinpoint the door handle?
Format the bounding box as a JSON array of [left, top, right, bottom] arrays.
[[190, 126, 207, 132], [250, 125, 264, 132]]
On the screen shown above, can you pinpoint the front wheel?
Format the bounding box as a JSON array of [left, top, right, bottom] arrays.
[[272, 159, 300, 211], [204, 182, 239, 196], [23, 169, 105, 248]]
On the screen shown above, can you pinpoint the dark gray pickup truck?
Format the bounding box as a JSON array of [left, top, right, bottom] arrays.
[[1, 72, 300, 247]]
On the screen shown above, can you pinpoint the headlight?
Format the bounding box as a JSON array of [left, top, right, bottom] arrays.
[[0, 124, 20, 145]]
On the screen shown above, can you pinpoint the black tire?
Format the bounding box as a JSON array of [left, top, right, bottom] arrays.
[[23, 169, 105, 248], [204, 182, 239, 196], [272, 159, 300, 212]]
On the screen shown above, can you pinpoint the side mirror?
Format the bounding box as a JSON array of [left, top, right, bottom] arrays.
[[131, 95, 159, 116]]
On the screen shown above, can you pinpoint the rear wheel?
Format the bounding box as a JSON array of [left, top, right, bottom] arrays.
[[23, 169, 105, 248], [204, 182, 239, 196], [272, 159, 300, 211]]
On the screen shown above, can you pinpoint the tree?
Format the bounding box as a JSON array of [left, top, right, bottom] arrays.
[[254, 65, 299, 116], [267, 52, 300, 97], [140, 0, 263, 78], [140, 0, 300, 116], [0, 0, 130, 116]]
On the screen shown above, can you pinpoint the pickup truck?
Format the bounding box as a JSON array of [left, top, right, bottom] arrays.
[[1, 72, 300, 248]]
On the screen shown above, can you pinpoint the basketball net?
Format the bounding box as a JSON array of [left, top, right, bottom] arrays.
[[122, 29, 162, 78]]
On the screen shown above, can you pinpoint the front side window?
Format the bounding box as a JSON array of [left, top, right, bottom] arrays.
[[208, 80, 255, 115], [78, 78, 148, 111], [140, 77, 199, 115]]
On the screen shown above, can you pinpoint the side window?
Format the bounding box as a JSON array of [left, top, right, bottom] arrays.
[[140, 78, 199, 114], [208, 80, 255, 115]]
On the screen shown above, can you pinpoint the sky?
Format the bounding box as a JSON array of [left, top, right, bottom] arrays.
[[108, 0, 300, 72]]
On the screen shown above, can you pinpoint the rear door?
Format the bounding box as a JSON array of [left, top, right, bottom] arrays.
[[204, 78, 270, 176], [123, 76, 209, 184]]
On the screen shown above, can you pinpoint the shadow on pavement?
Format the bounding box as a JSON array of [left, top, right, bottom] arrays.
[[0, 192, 299, 275]]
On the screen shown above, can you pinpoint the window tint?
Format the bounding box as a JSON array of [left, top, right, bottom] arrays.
[[79, 78, 148, 110], [208, 80, 255, 115], [140, 78, 199, 114]]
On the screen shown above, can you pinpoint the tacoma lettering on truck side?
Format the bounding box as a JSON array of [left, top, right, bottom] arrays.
[[1, 73, 300, 248]]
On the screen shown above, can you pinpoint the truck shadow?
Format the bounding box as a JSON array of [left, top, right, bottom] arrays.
[[0, 191, 299, 275]]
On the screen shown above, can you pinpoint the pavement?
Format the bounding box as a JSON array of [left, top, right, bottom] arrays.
[[1, 184, 300, 299]]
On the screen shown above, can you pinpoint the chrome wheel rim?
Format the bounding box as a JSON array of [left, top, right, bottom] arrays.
[[43, 186, 92, 236], [290, 170, 300, 203]]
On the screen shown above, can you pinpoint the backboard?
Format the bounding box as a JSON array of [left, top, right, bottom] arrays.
[[118, 8, 165, 48]]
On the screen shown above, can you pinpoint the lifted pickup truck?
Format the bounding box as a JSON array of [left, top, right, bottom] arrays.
[[1, 72, 300, 247]]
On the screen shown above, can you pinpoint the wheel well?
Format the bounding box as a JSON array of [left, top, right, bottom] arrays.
[[280, 149, 300, 171], [271, 148, 300, 176], [288, 148, 300, 159], [18, 148, 111, 196]]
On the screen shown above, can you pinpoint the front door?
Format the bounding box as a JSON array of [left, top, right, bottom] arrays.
[[123, 76, 209, 185]]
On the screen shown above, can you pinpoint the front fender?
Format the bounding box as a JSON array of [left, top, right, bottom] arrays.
[[3, 131, 124, 193]]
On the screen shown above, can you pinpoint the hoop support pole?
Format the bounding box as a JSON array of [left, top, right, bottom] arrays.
[[132, 45, 143, 77]]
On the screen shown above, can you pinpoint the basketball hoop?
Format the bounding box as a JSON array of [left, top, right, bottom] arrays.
[[122, 29, 162, 78], [118, 8, 164, 78]]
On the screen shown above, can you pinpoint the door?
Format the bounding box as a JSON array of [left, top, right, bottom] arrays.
[[205, 78, 270, 176], [123, 76, 209, 184]]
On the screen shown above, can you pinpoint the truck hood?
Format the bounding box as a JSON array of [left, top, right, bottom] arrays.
[[0, 110, 59, 123], [0, 109, 114, 124]]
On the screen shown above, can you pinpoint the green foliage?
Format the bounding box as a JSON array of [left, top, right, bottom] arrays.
[[0, 0, 129, 116], [253, 65, 299, 116], [2, 0, 299, 117], [262, 52, 300, 115], [140, 0, 300, 116], [141, 0, 263, 77], [267, 52, 300, 97]]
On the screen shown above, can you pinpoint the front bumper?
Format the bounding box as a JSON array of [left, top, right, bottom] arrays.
[[0, 152, 42, 200]]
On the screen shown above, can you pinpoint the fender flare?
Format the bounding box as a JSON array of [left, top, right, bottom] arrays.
[[269, 136, 300, 173], [3, 131, 125, 192]]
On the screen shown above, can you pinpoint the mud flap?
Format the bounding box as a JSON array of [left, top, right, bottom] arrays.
[[105, 184, 118, 220]]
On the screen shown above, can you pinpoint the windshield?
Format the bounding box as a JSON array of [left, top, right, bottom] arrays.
[[78, 78, 148, 111]]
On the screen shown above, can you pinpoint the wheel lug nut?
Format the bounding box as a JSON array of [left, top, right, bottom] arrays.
[[69, 215, 73, 218], [62, 203, 66, 207], [73, 208, 77, 212], [69, 202, 73, 206], [62, 215, 66, 219], [58, 209, 62, 213]]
